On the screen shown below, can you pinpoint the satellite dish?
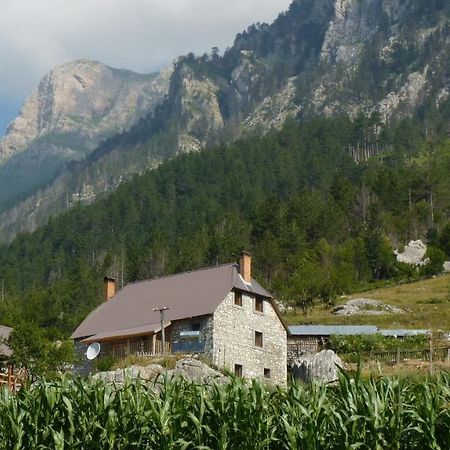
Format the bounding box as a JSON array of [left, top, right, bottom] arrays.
[[86, 342, 101, 360]]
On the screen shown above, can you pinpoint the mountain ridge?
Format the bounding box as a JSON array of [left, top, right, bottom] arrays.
[[2, 0, 450, 241], [0, 59, 172, 212]]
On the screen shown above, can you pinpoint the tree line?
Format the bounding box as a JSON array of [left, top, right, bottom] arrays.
[[1, 115, 450, 349]]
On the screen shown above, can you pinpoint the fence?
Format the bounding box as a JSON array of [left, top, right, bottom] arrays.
[[340, 347, 450, 365], [0, 366, 20, 392], [287, 340, 319, 362]]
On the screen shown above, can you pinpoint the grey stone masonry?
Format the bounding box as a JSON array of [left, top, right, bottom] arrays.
[[212, 291, 287, 385], [73, 339, 93, 377], [171, 315, 214, 356]]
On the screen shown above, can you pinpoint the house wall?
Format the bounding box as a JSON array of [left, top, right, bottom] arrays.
[[212, 291, 287, 385], [171, 315, 214, 357], [73, 339, 93, 376]]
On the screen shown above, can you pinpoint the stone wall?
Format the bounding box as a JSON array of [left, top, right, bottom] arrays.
[[171, 315, 214, 357], [287, 338, 319, 363], [73, 339, 93, 377], [212, 291, 287, 385]]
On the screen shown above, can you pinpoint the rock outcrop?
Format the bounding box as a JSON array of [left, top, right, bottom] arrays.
[[291, 350, 343, 383], [93, 358, 226, 385], [0, 60, 171, 165], [394, 240, 429, 266], [0, 60, 171, 214], [333, 298, 404, 316]]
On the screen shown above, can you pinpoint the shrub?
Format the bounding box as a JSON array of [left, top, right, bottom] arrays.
[[95, 355, 117, 372]]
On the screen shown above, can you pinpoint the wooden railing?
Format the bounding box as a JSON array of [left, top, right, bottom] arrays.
[[104, 340, 171, 359], [0, 366, 20, 392]]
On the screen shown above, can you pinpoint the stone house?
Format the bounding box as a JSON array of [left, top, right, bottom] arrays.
[[71, 253, 288, 384]]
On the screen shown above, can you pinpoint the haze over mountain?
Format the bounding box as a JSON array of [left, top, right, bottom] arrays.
[[0, 0, 291, 134], [1, 0, 450, 241]]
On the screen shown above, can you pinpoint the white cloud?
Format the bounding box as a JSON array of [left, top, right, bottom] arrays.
[[0, 0, 292, 101]]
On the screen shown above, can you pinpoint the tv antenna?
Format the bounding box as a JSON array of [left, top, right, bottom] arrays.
[[153, 307, 169, 355]]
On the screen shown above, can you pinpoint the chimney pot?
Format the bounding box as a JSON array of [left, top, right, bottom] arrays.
[[240, 251, 252, 283], [104, 276, 116, 301]]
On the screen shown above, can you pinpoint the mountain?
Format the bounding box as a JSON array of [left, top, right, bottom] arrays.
[[0, 60, 171, 211], [2, 0, 450, 241]]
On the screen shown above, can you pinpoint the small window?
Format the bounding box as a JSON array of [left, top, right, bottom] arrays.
[[234, 364, 243, 377], [264, 368, 271, 379], [234, 291, 243, 306], [255, 331, 263, 348], [255, 296, 264, 313], [191, 323, 201, 332]]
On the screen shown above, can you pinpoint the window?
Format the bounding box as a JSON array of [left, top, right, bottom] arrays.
[[255, 331, 263, 348], [234, 291, 243, 306], [234, 364, 243, 377], [264, 368, 271, 379], [191, 322, 201, 332], [255, 296, 264, 313]]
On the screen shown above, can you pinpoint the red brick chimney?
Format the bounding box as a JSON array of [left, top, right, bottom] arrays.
[[239, 252, 252, 283], [104, 276, 116, 301]]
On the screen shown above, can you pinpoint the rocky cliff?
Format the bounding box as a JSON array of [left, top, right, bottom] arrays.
[[0, 60, 171, 210], [2, 0, 450, 240]]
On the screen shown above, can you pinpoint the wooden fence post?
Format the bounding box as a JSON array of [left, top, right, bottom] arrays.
[[7, 365, 13, 392], [429, 332, 433, 374], [396, 348, 400, 365]]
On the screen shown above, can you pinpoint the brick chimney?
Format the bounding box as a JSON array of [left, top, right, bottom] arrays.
[[239, 252, 252, 283], [104, 276, 116, 301]]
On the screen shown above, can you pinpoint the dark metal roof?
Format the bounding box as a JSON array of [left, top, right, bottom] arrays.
[[72, 263, 272, 340], [0, 325, 12, 357], [288, 325, 379, 336], [81, 322, 163, 343]]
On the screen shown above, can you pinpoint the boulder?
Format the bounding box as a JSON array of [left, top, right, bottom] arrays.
[[166, 358, 226, 384], [394, 240, 429, 266], [291, 350, 343, 383], [443, 261, 450, 273]]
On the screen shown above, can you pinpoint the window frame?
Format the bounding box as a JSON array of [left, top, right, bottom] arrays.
[[234, 290, 243, 307], [254, 330, 263, 348], [254, 295, 264, 313]]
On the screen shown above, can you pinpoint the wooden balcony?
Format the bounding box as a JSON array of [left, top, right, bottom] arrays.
[[102, 338, 171, 359]]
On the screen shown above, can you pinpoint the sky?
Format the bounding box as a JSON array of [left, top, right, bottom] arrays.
[[0, 0, 292, 136]]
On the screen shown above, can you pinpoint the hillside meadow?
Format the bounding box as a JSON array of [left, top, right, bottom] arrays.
[[285, 273, 450, 330]]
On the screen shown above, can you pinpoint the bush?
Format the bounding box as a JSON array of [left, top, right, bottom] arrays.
[[95, 355, 117, 372], [421, 245, 446, 276], [329, 334, 428, 354]]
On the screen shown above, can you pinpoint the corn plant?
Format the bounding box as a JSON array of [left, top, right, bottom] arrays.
[[0, 372, 450, 449]]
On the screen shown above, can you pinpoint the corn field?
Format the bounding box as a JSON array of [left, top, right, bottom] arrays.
[[1, 372, 450, 449]]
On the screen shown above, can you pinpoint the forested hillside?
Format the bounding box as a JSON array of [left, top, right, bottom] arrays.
[[2, 113, 450, 342], [4, 0, 450, 242]]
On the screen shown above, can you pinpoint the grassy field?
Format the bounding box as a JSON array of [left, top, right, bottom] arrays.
[[284, 274, 450, 331]]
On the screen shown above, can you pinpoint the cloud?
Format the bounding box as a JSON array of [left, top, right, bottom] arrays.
[[0, 0, 292, 101]]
